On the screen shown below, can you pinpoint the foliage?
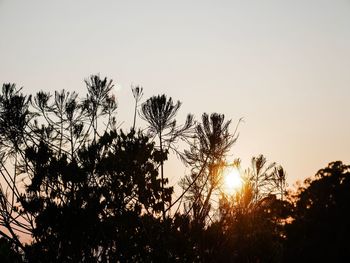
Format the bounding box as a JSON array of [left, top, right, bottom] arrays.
[[193, 156, 291, 262], [131, 85, 143, 130], [0, 76, 175, 261], [180, 113, 239, 227], [1, 75, 348, 262], [248, 155, 287, 202], [22, 130, 173, 261], [284, 161, 350, 262], [140, 94, 194, 219], [140, 94, 194, 153], [0, 237, 22, 263]]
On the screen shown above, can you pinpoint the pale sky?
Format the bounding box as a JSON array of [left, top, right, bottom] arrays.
[[1, 0, 350, 190]]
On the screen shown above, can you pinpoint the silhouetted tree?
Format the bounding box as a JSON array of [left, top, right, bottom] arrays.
[[247, 155, 287, 203], [5, 74, 341, 263], [0, 83, 34, 252], [210, 156, 290, 262], [140, 94, 193, 219], [181, 113, 239, 228], [131, 85, 143, 130], [284, 161, 350, 262], [22, 130, 172, 262], [83, 75, 117, 142], [0, 76, 175, 261]]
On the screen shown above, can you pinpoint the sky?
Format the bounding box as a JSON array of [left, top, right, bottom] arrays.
[[1, 0, 350, 190]]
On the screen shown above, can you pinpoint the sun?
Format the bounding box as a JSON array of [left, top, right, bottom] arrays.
[[223, 167, 243, 195]]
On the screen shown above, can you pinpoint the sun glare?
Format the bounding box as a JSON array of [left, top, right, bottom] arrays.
[[223, 168, 243, 195]]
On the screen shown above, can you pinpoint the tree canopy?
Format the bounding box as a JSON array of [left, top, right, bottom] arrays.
[[0, 75, 349, 262]]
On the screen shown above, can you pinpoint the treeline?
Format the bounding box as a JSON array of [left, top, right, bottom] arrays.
[[0, 75, 349, 262]]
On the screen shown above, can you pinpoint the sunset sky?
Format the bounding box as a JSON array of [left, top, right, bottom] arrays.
[[1, 0, 349, 189]]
